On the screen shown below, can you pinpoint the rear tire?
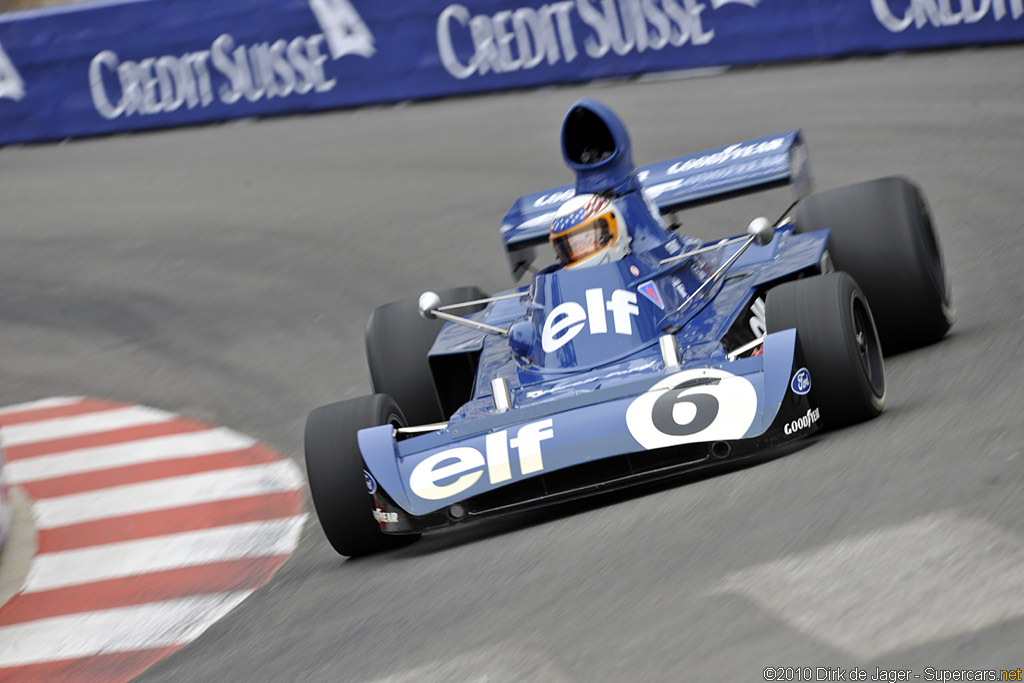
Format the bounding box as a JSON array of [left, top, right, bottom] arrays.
[[766, 272, 885, 429], [304, 394, 418, 557], [366, 286, 487, 425], [795, 176, 953, 353]]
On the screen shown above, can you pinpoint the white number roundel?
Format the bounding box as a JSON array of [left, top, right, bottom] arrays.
[[626, 368, 759, 450]]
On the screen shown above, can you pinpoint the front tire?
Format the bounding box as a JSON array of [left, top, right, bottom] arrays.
[[795, 176, 953, 353], [365, 286, 487, 425], [766, 272, 885, 429], [304, 394, 418, 557]]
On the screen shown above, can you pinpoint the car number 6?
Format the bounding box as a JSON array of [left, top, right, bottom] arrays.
[[651, 378, 720, 437], [625, 368, 758, 450]]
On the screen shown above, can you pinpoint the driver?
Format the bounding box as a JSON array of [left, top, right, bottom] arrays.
[[549, 194, 631, 269]]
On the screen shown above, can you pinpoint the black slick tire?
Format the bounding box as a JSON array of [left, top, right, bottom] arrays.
[[795, 176, 953, 353], [365, 286, 486, 425], [304, 394, 418, 557], [766, 272, 885, 429]]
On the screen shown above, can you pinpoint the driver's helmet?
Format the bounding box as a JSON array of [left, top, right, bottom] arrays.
[[549, 194, 631, 269]]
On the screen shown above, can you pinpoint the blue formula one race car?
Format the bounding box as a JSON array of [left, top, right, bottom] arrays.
[[305, 99, 953, 557]]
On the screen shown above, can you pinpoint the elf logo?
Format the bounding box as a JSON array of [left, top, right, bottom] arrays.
[[0, 40, 25, 102], [542, 288, 639, 353], [409, 419, 554, 501]]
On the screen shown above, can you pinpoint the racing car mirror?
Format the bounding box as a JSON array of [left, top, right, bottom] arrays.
[[417, 291, 442, 320], [747, 216, 774, 246], [418, 290, 510, 336]]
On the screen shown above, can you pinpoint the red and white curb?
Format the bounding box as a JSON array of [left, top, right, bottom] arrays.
[[0, 397, 306, 682]]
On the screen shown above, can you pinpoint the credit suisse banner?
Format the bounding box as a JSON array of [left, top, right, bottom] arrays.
[[0, 0, 1022, 144]]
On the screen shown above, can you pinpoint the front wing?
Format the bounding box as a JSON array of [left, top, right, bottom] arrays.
[[360, 329, 821, 533]]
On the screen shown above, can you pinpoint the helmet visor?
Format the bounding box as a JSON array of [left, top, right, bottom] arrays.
[[550, 213, 619, 267]]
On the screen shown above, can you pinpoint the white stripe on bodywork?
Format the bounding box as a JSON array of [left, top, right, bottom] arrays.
[[5, 428, 256, 484], [24, 516, 305, 593], [0, 405, 175, 447], [32, 460, 304, 529], [0, 591, 252, 668]]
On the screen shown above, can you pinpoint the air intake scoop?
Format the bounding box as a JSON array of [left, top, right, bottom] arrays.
[[561, 99, 641, 196]]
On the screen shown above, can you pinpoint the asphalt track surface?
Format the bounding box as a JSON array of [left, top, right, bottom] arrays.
[[1, 44, 1023, 681]]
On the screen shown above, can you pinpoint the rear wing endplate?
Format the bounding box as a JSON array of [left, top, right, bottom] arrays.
[[500, 130, 811, 280]]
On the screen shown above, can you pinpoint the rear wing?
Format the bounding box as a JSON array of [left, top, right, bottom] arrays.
[[500, 130, 812, 280]]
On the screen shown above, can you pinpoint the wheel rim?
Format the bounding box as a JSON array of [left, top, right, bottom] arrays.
[[852, 294, 885, 397]]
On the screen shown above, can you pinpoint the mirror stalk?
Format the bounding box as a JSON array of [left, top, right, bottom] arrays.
[[418, 291, 510, 336]]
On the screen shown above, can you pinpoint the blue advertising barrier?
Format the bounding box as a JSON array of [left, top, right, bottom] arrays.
[[0, 0, 1022, 145]]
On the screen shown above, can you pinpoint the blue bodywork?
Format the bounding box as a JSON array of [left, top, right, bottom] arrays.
[[360, 99, 827, 527]]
